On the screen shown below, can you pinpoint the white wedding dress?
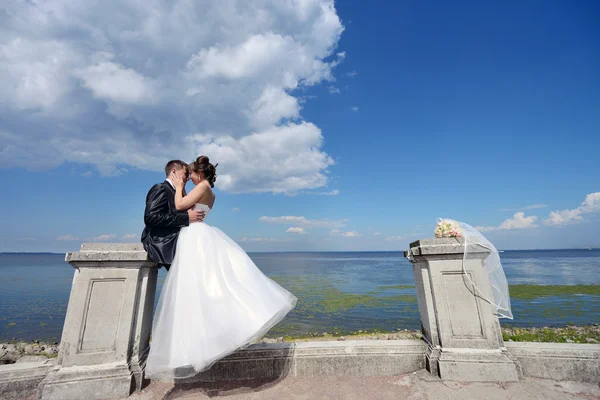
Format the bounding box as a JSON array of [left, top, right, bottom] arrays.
[[146, 203, 297, 378]]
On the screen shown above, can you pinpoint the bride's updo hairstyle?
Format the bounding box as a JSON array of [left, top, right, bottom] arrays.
[[189, 155, 218, 188]]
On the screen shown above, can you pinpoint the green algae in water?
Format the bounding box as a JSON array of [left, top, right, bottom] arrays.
[[509, 285, 600, 300], [270, 275, 416, 316]]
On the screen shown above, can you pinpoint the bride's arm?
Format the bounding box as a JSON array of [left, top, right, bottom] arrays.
[[175, 181, 206, 211]]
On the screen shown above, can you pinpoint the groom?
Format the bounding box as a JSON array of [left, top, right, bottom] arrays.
[[141, 160, 204, 271]]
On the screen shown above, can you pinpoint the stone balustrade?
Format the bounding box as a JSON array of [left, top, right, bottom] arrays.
[[0, 241, 598, 400], [39, 243, 158, 400], [404, 238, 519, 381]]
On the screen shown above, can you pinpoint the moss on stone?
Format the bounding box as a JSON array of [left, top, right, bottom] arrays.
[[502, 326, 600, 344]]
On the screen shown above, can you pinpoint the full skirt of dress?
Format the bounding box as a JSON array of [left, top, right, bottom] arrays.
[[145, 222, 297, 378]]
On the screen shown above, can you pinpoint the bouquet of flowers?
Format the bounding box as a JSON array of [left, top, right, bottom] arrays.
[[434, 219, 463, 238]]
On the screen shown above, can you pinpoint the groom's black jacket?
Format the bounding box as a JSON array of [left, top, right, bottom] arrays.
[[141, 181, 189, 268]]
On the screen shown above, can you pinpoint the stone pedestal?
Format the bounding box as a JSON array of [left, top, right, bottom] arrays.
[[406, 238, 519, 382], [39, 243, 158, 400]]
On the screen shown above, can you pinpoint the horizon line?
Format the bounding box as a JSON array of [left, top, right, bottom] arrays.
[[1, 247, 598, 255]]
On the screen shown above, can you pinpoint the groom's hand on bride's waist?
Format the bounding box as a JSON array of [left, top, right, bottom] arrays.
[[188, 209, 205, 223]]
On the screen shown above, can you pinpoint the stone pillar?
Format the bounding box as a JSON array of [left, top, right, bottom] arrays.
[[39, 243, 158, 400], [405, 238, 519, 382]]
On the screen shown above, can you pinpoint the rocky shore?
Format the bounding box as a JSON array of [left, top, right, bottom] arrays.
[[256, 324, 600, 344], [0, 340, 59, 365], [2, 325, 598, 365]]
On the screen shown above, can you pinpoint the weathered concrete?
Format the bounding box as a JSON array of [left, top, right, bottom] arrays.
[[506, 342, 600, 383], [115, 370, 600, 400], [293, 340, 426, 377], [38, 243, 158, 400], [407, 238, 520, 381], [1, 340, 599, 399], [151, 340, 427, 383], [0, 359, 56, 400]]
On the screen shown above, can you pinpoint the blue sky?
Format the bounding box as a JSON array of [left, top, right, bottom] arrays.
[[1, 0, 599, 253]]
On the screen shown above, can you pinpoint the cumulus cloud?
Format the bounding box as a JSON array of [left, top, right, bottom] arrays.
[[76, 58, 158, 105], [0, 0, 344, 193], [232, 208, 240, 212], [544, 192, 600, 226], [187, 122, 334, 193], [121, 234, 137, 240], [286, 227, 307, 234], [260, 216, 347, 228], [346, 71, 357, 78], [477, 212, 538, 232], [350, 106, 359, 112]]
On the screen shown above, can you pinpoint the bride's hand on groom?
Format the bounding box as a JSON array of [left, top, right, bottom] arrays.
[[172, 174, 185, 189]]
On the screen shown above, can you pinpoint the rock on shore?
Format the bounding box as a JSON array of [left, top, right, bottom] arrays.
[[0, 341, 59, 364]]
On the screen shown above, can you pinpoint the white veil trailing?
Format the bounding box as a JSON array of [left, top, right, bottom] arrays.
[[440, 218, 513, 319]]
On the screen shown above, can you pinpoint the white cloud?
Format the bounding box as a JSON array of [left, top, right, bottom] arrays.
[[260, 216, 347, 228], [286, 227, 307, 234], [544, 192, 600, 226], [330, 229, 362, 237], [232, 208, 240, 212], [328, 86, 340, 94], [385, 236, 406, 241], [76, 57, 158, 105], [240, 236, 279, 243], [346, 71, 357, 78], [350, 106, 359, 112], [343, 231, 361, 237], [186, 122, 334, 194], [121, 234, 137, 240], [500, 204, 548, 212], [373, 232, 382, 236], [57, 235, 80, 241], [0, 0, 344, 194], [384, 233, 422, 241], [477, 212, 538, 232], [312, 189, 339, 196], [92, 234, 117, 241], [498, 213, 538, 229]]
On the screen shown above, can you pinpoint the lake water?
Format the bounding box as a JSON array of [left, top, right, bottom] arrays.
[[1, 250, 599, 341]]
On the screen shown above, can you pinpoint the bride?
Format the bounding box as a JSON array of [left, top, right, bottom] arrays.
[[146, 156, 297, 378]]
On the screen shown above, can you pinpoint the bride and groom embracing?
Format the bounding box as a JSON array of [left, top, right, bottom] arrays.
[[141, 156, 297, 378]]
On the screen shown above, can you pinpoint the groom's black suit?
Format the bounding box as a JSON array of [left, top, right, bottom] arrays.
[[141, 181, 189, 270]]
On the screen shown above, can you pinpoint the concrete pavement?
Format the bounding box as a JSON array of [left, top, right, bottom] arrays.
[[117, 370, 600, 400]]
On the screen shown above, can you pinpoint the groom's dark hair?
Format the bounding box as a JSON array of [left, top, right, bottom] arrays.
[[164, 160, 188, 177]]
